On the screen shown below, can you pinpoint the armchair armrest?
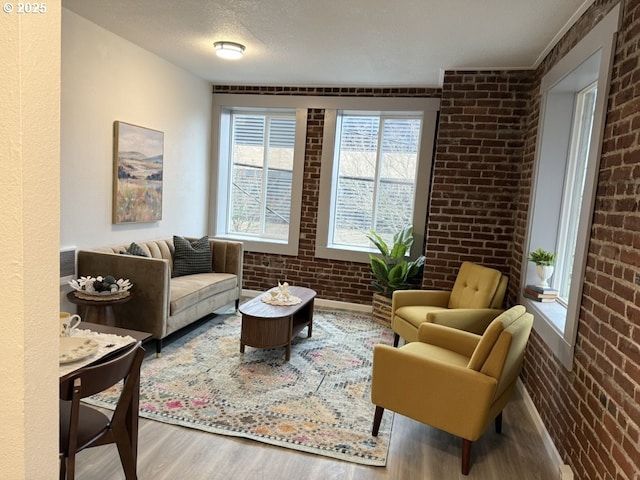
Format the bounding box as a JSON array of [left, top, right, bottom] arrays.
[[417, 323, 480, 358], [371, 344, 497, 440], [77, 251, 170, 338], [391, 289, 451, 313], [426, 308, 504, 335]]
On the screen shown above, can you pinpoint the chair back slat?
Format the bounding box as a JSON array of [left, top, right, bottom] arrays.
[[60, 342, 142, 401]]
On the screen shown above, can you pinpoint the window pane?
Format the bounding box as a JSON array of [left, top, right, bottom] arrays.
[[229, 113, 294, 240], [556, 84, 597, 301], [333, 116, 377, 247], [265, 117, 295, 237], [331, 114, 422, 249], [376, 118, 420, 241]]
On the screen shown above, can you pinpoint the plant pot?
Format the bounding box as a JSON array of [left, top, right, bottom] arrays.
[[535, 265, 555, 288], [372, 293, 392, 327]]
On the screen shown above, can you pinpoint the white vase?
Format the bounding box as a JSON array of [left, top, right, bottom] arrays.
[[535, 265, 554, 288]]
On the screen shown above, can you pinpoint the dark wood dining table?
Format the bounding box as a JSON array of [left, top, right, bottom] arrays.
[[59, 322, 152, 466]]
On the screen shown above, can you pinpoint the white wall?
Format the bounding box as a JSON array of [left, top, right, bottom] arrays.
[[0, 4, 61, 478], [61, 9, 212, 251]]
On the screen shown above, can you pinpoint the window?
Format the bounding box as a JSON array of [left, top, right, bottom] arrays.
[[555, 83, 597, 304], [228, 112, 295, 241], [523, 4, 620, 370], [212, 95, 439, 258], [316, 98, 439, 263], [211, 95, 307, 255], [331, 113, 422, 249]]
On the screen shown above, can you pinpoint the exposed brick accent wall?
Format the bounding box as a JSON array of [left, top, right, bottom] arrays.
[[513, 1, 640, 479], [424, 70, 532, 290], [212, 86, 440, 304]]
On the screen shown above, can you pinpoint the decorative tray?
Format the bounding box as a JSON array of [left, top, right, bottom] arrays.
[[73, 290, 131, 301], [261, 295, 302, 306]]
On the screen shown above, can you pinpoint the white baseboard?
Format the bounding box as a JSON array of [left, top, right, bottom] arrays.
[[241, 289, 373, 314], [517, 380, 573, 480]]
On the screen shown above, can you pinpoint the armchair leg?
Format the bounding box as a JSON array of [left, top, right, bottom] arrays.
[[495, 411, 503, 434], [372, 405, 384, 436], [156, 339, 163, 358], [393, 333, 400, 347], [462, 438, 472, 475]]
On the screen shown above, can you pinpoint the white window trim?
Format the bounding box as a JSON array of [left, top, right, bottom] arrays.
[[521, 3, 620, 370], [210, 95, 307, 255], [316, 97, 440, 263]]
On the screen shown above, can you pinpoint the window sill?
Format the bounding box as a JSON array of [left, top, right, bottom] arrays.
[[524, 298, 566, 332], [314, 244, 372, 264], [521, 295, 574, 370], [215, 234, 297, 256]]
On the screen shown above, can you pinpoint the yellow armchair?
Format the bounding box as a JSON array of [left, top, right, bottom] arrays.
[[391, 261, 507, 346], [371, 305, 533, 475]]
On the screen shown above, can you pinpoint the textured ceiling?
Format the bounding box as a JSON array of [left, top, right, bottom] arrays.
[[62, 0, 594, 87]]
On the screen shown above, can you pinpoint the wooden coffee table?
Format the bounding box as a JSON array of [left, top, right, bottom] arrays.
[[239, 286, 316, 361]]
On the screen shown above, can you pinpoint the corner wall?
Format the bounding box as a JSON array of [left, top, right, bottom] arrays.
[[425, 1, 640, 477], [61, 9, 212, 252], [425, 70, 533, 289], [517, 1, 640, 478]]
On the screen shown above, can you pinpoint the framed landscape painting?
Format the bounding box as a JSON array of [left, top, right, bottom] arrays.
[[113, 121, 164, 224]]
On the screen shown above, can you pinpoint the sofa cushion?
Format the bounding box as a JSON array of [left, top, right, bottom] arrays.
[[394, 305, 447, 329], [172, 235, 212, 277], [120, 242, 149, 257], [169, 273, 238, 315]]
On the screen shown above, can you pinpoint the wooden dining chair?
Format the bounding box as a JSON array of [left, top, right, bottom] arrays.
[[59, 341, 145, 480]]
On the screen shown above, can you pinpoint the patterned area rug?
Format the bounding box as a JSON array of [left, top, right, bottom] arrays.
[[86, 309, 395, 466]]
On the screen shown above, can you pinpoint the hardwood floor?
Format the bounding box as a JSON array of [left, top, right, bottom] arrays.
[[73, 385, 558, 479]]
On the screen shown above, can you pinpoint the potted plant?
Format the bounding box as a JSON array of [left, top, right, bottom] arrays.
[[367, 226, 425, 326], [527, 248, 557, 288]]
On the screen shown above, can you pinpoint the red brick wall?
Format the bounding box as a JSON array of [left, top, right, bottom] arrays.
[[424, 70, 532, 290], [514, 1, 640, 479], [212, 86, 440, 303]]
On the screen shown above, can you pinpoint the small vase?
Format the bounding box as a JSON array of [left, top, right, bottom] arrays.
[[535, 265, 554, 288]]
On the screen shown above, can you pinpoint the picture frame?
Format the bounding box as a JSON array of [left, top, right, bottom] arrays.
[[112, 121, 164, 224]]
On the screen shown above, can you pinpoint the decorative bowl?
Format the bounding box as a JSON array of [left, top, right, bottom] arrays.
[[69, 275, 133, 296]]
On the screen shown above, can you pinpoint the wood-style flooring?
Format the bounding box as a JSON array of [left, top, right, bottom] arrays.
[[73, 379, 557, 480]]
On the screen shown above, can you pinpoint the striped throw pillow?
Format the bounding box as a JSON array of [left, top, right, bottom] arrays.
[[172, 235, 212, 277]]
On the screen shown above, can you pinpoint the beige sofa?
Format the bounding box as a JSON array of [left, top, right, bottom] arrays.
[[77, 237, 243, 355]]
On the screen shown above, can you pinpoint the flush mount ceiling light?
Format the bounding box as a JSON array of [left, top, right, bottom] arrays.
[[213, 41, 246, 60]]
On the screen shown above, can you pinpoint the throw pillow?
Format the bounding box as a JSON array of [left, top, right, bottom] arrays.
[[120, 242, 149, 257], [172, 235, 212, 277]]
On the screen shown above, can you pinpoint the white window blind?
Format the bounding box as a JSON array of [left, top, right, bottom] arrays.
[[331, 114, 421, 249], [229, 112, 295, 240]]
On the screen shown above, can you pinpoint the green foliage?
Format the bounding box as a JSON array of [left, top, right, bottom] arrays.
[[527, 248, 557, 266], [366, 225, 426, 298]]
